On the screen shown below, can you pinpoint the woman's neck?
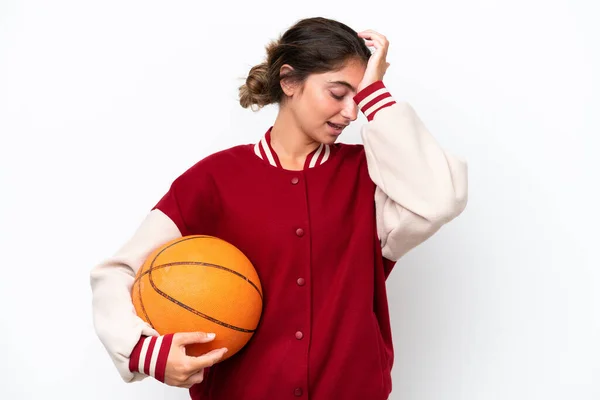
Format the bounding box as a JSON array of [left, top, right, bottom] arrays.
[[269, 108, 320, 171]]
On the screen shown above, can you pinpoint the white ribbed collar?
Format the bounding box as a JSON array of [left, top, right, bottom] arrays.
[[254, 127, 331, 170]]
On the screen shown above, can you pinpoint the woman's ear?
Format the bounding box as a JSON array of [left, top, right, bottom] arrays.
[[279, 64, 296, 96]]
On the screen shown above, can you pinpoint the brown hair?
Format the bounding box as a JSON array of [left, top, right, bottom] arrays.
[[239, 17, 371, 110]]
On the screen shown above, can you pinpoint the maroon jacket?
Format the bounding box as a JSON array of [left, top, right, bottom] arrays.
[[92, 81, 468, 400]]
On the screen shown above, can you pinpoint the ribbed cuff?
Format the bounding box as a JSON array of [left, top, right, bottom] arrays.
[[353, 81, 396, 121], [129, 334, 174, 383]]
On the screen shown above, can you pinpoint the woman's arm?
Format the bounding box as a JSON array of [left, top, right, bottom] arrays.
[[90, 209, 181, 381], [355, 81, 468, 262]]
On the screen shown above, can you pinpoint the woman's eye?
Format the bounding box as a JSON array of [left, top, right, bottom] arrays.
[[330, 92, 345, 100]]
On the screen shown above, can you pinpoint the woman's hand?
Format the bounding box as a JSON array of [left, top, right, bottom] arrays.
[[164, 332, 228, 388], [357, 30, 391, 92]]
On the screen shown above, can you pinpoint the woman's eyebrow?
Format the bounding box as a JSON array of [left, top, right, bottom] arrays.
[[328, 80, 357, 93]]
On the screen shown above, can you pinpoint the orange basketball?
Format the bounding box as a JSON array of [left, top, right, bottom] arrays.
[[131, 235, 263, 361]]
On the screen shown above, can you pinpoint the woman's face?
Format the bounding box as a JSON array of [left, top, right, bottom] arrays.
[[284, 59, 367, 144]]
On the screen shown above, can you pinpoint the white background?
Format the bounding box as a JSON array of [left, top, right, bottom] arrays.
[[1, 0, 599, 399]]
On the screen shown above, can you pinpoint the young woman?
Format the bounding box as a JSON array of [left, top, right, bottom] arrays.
[[91, 17, 468, 400]]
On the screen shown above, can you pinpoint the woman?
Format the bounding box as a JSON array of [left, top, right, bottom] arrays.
[[91, 16, 468, 400]]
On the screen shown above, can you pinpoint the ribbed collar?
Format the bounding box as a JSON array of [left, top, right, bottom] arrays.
[[253, 127, 332, 170]]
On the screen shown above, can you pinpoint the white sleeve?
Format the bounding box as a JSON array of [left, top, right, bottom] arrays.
[[90, 209, 182, 381], [357, 84, 468, 262]]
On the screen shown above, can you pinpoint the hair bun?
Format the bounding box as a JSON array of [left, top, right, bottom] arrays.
[[239, 62, 271, 110]]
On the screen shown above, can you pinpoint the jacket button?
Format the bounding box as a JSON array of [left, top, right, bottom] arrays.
[[291, 177, 299, 184], [295, 228, 304, 237], [297, 278, 305, 286], [294, 387, 303, 396], [295, 331, 304, 340]]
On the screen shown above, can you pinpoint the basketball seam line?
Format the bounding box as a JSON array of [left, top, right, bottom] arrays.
[[147, 263, 257, 333], [134, 261, 263, 300], [141, 236, 261, 333]]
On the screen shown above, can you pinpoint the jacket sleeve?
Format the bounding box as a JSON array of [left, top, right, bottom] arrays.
[[354, 81, 469, 263], [90, 209, 182, 382], [90, 156, 218, 381]]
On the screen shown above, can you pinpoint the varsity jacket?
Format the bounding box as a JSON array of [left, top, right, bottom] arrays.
[[90, 81, 468, 399]]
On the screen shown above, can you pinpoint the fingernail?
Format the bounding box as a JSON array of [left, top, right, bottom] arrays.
[[207, 333, 216, 339]]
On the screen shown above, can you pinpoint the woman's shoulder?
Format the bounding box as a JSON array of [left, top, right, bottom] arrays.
[[188, 143, 254, 168], [170, 144, 254, 184], [334, 142, 366, 161], [204, 143, 254, 163], [336, 142, 364, 151]]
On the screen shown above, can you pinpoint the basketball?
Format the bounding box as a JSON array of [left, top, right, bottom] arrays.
[[131, 235, 263, 361]]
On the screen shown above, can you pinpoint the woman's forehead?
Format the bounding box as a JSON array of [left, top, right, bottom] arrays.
[[313, 64, 365, 89]]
